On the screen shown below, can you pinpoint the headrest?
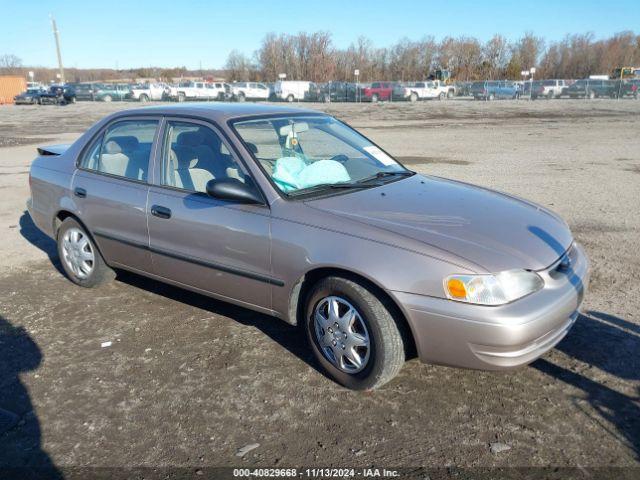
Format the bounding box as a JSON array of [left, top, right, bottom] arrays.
[[103, 140, 122, 154], [177, 131, 204, 147], [105, 135, 139, 153], [245, 142, 258, 154]]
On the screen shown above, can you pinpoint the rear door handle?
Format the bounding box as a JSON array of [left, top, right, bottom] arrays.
[[151, 205, 171, 219], [74, 187, 87, 198]]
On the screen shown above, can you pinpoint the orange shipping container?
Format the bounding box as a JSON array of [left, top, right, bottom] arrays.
[[0, 76, 27, 105]]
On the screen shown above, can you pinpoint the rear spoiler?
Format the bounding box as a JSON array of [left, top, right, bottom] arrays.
[[37, 144, 71, 156]]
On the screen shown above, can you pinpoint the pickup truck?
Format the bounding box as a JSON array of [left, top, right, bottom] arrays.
[[362, 82, 395, 102], [129, 83, 168, 102], [531, 79, 569, 99], [169, 81, 227, 102], [393, 80, 454, 101]]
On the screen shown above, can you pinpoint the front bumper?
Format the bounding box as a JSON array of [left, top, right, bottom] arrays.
[[392, 243, 590, 370]]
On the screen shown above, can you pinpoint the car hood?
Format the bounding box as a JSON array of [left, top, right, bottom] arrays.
[[305, 175, 573, 272]]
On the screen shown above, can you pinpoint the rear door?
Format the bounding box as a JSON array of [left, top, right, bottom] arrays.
[[146, 118, 273, 311], [72, 117, 160, 272]]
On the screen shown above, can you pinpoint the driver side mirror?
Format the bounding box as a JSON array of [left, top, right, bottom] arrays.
[[205, 178, 264, 205]]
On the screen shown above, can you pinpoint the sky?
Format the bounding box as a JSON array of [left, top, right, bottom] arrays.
[[2, 0, 639, 70]]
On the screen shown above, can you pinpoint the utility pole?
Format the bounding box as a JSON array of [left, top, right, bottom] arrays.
[[50, 15, 65, 83]]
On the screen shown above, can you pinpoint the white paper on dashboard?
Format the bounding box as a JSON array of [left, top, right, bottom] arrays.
[[363, 146, 396, 166]]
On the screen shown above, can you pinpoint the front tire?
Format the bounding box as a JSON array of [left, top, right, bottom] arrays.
[[103, 95, 112, 102], [286, 94, 294, 103], [139, 94, 149, 103], [304, 276, 405, 390], [57, 218, 115, 288], [371, 93, 379, 103]]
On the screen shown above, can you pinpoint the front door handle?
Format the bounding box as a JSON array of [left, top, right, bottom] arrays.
[[74, 187, 87, 198], [151, 205, 171, 219]]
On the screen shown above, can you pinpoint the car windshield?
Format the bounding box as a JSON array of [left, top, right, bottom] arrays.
[[233, 115, 411, 196]]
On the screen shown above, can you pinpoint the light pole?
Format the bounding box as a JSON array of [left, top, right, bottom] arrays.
[[529, 67, 536, 100], [521, 70, 529, 99], [50, 15, 65, 84], [354, 69, 360, 103]]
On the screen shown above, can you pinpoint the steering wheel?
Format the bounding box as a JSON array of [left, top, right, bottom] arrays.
[[330, 154, 349, 164]]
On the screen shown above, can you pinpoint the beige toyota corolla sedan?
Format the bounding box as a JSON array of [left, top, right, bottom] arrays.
[[28, 104, 589, 389]]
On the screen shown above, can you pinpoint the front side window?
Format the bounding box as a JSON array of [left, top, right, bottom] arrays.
[[233, 115, 410, 196], [162, 121, 247, 193], [81, 120, 158, 181]]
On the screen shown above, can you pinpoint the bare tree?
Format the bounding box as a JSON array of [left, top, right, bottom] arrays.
[[0, 54, 23, 74]]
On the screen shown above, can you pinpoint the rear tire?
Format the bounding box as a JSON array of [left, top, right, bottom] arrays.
[[236, 92, 245, 102], [409, 92, 418, 102], [588, 91, 595, 100], [371, 93, 379, 103], [286, 94, 294, 103], [139, 94, 149, 103], [57, 218, 115, 288], [304, 276, 405, 390], [103, 95, 112, 102], [438, 92, 446, 100], [488, 93, 495, 101], [177, 92, 186, 102]]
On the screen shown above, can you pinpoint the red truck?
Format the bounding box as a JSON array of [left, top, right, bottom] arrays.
[[362, 81, 396, 102]]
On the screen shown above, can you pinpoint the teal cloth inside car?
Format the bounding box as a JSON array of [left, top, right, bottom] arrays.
[[272, 157, 351, 192]]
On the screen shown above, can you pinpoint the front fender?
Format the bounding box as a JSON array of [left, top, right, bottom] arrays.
[[270, 215, 473, 323]]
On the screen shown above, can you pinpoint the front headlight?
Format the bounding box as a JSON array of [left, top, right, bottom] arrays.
[[444, 269, 544, 306]]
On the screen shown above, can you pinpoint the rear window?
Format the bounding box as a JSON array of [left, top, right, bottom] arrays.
[[80, 120, 158, 182]]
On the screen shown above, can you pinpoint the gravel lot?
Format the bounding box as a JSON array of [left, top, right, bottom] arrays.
[[0, 99, 638, 477]]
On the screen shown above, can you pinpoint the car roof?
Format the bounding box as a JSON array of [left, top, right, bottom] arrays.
[[113, 103, 321, 122]]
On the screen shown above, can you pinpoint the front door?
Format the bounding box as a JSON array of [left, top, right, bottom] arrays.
[[72, 118, 160, 273], [147, 118, 273, 311]]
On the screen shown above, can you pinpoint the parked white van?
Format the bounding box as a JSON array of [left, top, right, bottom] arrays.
[[273, 81, 312, 102]]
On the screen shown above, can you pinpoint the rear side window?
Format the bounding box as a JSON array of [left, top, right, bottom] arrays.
[[80, 120, 158, 181]]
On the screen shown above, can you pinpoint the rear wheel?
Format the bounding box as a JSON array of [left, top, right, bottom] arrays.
[[409, 92, 418, 102], [547, 91, 555, 99], [488, 93, 495, 101], [57, 218, 115, 288], [236, 92, 245, 102], [103, 95, 112, 102], [588, 91, 595, 100], [286, 94, 294, 103], [177, 92, 186, 102], [304, 276, 405, 390], [322, 93, 330, 103], [447, 89, 454, 98], [371, 93, 379, 103], [438, 92, 446, 100], [139, 94, 149, 103]]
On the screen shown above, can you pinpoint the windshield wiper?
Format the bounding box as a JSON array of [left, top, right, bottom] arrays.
[[357, 170, 415, 184], [288, 182, 381, 197]]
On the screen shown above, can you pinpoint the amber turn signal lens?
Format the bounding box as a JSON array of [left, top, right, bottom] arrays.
[[447, 278, 467, 299]]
